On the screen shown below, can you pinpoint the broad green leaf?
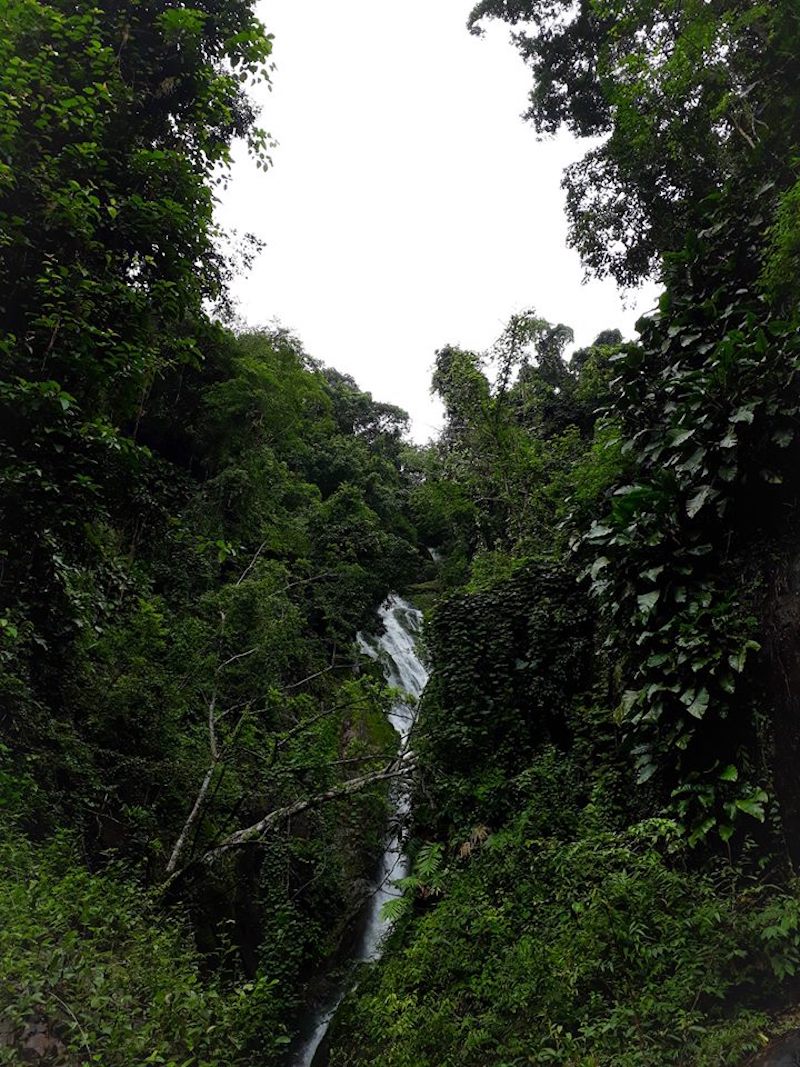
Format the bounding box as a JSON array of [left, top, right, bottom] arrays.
[[735, 797, 765, 821], [636, 763, 657, 784], [590, 556, 610, 580], [686, 688, 709, 719], [686, 485, 711, 518], [773, 428, 794, 447], [637, 590, 660, 616], [688, 816, 716, 845], [731, 404, 755, 424], [670, 427, 695, 446]]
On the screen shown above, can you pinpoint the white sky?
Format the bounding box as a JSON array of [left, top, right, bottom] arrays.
[[218, 0, 658, 442]]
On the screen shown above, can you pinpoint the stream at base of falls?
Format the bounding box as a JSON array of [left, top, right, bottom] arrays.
[[286, 594, 428, 1067]]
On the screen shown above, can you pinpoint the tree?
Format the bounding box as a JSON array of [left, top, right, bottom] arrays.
[[0, 0, 272, 658], [429, 313, 619, 557], [469, 0, 800, 285]]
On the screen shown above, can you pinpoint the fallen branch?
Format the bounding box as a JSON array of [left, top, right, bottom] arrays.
[[211, 754, 414, 852], [162, 751, 415, 891]]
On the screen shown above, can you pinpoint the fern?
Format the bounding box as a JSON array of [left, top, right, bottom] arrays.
[[414, 842, 444, 884], [379, 842, 446, 923], [380, 895, 411, 924]]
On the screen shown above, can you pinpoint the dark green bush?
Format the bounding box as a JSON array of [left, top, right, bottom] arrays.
[[332, 797, 800, 1067], [0, 827, 286, 1066]]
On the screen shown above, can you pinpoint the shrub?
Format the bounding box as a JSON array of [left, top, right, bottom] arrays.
[[331, 802, 800, 1067], [0, 828, 287, 1066]]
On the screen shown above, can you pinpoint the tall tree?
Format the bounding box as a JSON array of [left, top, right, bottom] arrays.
[[469, 0, 800, 285], [0, 0, 271, 657]]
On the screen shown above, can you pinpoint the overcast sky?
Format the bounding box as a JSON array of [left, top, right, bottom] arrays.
[[217, 0, 658, 442]]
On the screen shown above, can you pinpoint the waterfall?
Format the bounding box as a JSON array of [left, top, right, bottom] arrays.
[[288, 594, 428, 1067]]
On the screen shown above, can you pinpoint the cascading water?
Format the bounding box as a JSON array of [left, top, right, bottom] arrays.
[[287, 594, 428, 1067]]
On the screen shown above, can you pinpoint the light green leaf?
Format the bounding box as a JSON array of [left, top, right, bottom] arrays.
[[731, 405, 755, 424], [688, 816, 716, 845], [686, 688, 709, 719], [761, 469, 783, 484], [686, 484, 711, 518], [587, 522, 614, 540], [773, 428, 794, 448], [670, 427, 695, 446], [735, 797, 765, 821], [590, 556, 610, 580], [637, 590, 660, 616]]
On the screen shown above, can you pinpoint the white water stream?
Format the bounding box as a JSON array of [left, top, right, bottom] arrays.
[[288, 594, 428, 1067]]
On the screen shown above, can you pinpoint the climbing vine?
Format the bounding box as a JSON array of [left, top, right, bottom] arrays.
[[582, 178, 800, 840]]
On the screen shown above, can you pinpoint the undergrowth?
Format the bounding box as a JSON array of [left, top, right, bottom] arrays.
[[331, 749, 800, 1067]]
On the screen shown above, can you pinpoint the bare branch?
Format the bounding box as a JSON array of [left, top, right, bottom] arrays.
[[167, 687, 226, 874], [281, 571, 333, 593], [235, 540, 267, 586], [207, 689, 219, 761], [731, 113, 758, 150], [188, 752, 415, 868], [271, 695, 373, 758], [165, 763, 217, 875], [277, 751, 400, 774], [216, 646, 258, 673], [282, 662, 345, 692]]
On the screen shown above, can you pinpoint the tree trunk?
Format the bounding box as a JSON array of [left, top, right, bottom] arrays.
[[764, 552, 800, 867]]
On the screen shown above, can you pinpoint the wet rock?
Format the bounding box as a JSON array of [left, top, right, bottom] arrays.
[[747, 1031, 800, 1066], [0, 1015, 66, 1063]]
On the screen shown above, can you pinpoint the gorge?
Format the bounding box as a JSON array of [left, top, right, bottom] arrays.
[[290, 596, 427, 1067], [2, 0, 800, 1065]]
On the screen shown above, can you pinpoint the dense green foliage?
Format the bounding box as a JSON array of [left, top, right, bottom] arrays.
[[0, 827, 283, 1065], [417, 562, 593, 830], [0, 0, 428, 1060], [330, 2, 800, 1064], [0, 314, 425, 1059], [5, 0, 800, 1062], [469, 0, 800, 287], [333, 763, 800, 1066]]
